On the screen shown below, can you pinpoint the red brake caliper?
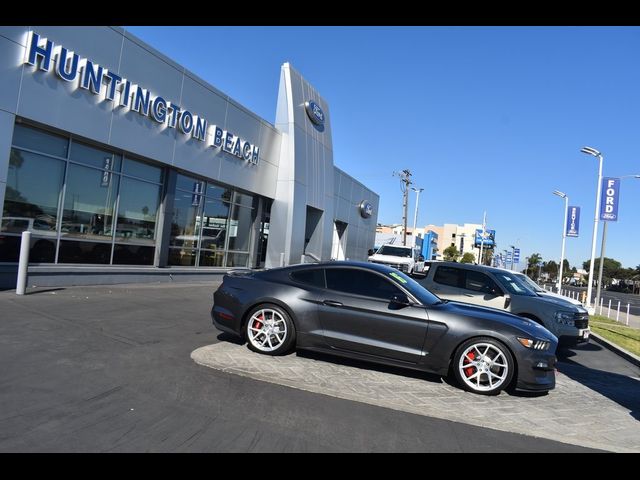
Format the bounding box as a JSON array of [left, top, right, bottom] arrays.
[[463, 351, 475, 377], [253, 314, 263, 331]]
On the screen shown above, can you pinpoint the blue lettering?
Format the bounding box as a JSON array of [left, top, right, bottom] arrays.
[[132, 86, 150, 115], [223, 132, 234, 153], [26, 32, 53, 72], [179, 110, 193, 134], [119, 80, 132, 107], [192, 116, 207, 141], [232, 137, 242, 158], [167, 103, 180, 128], [151, 96, 167, 123], [252, 145, 260, 164], [104, 71, 122, 101], [211, 125, 224, 147], [80, 60, 104, 94], [54, 47, 78, 82], [242, 141, 252, 160]]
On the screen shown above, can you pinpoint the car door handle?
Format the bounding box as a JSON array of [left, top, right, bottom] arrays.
[[323, 300, 343, 307]]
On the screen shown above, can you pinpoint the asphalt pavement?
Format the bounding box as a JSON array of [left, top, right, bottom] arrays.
[[1, 282, 636, 452]]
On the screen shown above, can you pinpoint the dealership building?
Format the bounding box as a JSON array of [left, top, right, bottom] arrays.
[[0, 27, 379, 288]]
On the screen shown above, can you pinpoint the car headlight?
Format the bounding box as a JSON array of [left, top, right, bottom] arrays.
[[554, 311, 575, 326], [517, 337, 551, 350]]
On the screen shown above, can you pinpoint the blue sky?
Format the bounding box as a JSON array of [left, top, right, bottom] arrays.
[[127, 26, 640, 270]]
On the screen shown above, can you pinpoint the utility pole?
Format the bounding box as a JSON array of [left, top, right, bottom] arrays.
[[393, 169, 412, 246]]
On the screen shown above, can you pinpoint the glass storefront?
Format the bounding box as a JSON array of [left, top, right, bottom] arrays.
[[1, 122, 261, 268], [168, 173, 257, 268]]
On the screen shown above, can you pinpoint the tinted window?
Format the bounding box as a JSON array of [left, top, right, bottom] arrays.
[[325, 268, 402, 300], [434, 266, 462, 287], [70, 142, 122, 172], [12, 123, 69, 158], [290, 269, 325, 288], [464, 270, 499, 294]]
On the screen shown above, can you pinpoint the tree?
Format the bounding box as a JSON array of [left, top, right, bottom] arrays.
[[583, 257, 623, 287], [526, 253, 542, 277], [543, 260, 558, 280], [443, 245, 460, 262], [460, 252, 475, 263]]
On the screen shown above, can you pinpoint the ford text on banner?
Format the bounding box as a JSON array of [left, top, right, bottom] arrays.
[[566, 206, 580, 237], [600, 177, 620, 221]]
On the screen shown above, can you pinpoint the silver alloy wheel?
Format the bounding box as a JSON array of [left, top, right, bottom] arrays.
[[247, 308, 288, 352], [458, 342, 509, 392]]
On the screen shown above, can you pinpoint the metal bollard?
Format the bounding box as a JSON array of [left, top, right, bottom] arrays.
[[16, 231, 31, 295], [626, 303, 630, 326], [616, 300, 621, 322], [607, 298, 612, 318]]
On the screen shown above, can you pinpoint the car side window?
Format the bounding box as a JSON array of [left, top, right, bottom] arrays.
[[464, 270, 499, 294], [290, 269, 326, 288], [325, 268, 402, 301], [433, 266, 462, 288]]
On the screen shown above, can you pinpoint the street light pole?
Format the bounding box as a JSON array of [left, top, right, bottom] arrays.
[[581, 146, 604, 311], [478, 211, 486, 266], [594, 174, 640, 306], [510, 244, 516, 271], [411, 187, 424, 235], [553, 190, 568, 291]]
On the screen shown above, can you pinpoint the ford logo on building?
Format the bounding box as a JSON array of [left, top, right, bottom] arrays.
[[305, 100, 325, 126], [359, 200, 373, 219]]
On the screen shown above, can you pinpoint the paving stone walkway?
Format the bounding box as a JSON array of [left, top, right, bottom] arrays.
[[192, 342, 640, 452]]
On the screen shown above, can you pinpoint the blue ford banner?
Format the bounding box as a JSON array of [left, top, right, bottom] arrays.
[[474, 229, 496, 248], [600, 177, 620, 221], [566, 206, 580, 237], [513, 248, 520, 262]]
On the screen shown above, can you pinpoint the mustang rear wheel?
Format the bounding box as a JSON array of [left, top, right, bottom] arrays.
[[453, 337, 514, 395], [245, 304, 296, 356]]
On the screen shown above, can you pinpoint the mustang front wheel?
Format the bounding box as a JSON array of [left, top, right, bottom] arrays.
[[245, 304, 296, 356], [453, 337, 514, 395]]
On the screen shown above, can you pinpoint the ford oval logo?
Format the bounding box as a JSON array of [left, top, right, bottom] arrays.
[[305, 100, 325, 126], [359, 200, 373, 219]]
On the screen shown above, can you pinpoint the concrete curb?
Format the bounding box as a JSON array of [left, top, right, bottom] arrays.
[[590, 331, 640, 368]]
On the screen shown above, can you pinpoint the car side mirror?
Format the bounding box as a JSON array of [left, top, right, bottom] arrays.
[[490, 287, 502, 296], [504, 293, 512, 309], [390, 293, 412, 308], [368, 249, 375, 256], [418, 255, 425, 262]]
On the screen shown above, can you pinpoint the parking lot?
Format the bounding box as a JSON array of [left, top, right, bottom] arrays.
[[1, 281, 638, 452]]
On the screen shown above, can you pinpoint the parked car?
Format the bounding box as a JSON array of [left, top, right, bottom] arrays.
[[367, 244, 426, 276], [417, 262, 589, 345], [512, 272, 583, 307], [211, 261, 557, 395]]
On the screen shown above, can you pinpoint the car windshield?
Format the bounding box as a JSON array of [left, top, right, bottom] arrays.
[[516, 273, 544, 293], [493, 272, 538, 296], [385, 269, 442, 305], [377, 246, 412, 258]]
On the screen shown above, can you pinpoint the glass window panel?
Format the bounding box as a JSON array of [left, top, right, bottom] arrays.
[[115, 177, 160, 245], [227, 204, 254, 252], [58, 240, 111, 264], [233, 191, 255, 208], [433, 266, 463, 288], [290, 269, 326, 288], [169, 192, 201, 248], [123, 158, 162, 183], [175, 172, 204, 193], [200, 198, 229, 250], [0, 235, 20, 262], [61, 163, 117, 241], [206, 183, 233, 204], [199, 249, 224, 267], [325, 268, 402, 300], [12, 123, 69, 158], [168, 248, 197, 266], [70, 141, 122, 172], [113, 244, 155, 265], [2, 149, 64, 236], [30, 237, 56, 263], [225, 252, 249, 268]]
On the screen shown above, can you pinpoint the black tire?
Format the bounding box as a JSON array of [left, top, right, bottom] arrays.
[[452, 337, 514, 395], [245, 304, 296, 356]]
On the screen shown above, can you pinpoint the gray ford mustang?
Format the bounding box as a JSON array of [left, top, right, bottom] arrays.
[[211, 261, 557, 395]]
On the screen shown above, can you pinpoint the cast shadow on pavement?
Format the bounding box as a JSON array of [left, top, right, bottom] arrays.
[[557, 344, 640, 421], [216, 333, 547, 397]]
